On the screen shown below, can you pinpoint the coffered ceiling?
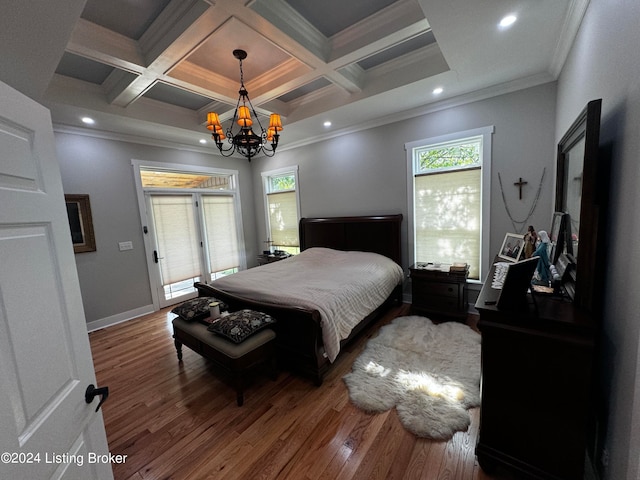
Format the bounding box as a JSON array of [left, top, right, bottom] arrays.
[[0, 0, 589, 154]]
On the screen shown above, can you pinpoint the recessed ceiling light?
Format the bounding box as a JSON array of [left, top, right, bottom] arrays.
[[81, 116, 95, 125], [199, 139, 207, 144], [323, 121, 332, 127], [433, 87, 444, 95], [499, 15, 517, 28]]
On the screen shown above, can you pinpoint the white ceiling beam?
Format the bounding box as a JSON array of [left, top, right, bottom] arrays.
[[73, 1, 229, 107], [328, 20, 431, 70], [139, 0, 210, 62], [249, 0, 330, 62], [330, 0, 430, 62], [66, 19, 146, 74]]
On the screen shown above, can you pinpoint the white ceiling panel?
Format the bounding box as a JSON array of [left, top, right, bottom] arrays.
[[0, 0, 588, 152]]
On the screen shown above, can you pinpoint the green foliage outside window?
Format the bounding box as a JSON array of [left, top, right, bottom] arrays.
[[418, 143, 480, 171], [270, 174, 296, 191]]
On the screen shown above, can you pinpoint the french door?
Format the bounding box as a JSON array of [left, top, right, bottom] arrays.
[[145, 192, 244, 308]]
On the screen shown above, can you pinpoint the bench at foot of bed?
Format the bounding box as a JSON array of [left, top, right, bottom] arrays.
[[172, 317, 276, 406]]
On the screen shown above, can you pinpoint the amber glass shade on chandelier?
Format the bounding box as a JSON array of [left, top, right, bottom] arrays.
[[206, 49, 283, 162]]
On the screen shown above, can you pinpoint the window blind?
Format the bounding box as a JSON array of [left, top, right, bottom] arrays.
[[267, 191, 299, 247], [202, 195, 240, 273], [414, 168, 481, 279], [150, 195, 200, 285]]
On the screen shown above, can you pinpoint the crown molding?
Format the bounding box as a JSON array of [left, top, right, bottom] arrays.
[[50, 72, 555, 159], [53, 123, 221, 156], [280, 72, 555, 152], [549, 0, 590, 77]]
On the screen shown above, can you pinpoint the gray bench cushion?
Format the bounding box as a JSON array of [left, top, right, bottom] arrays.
[[172, 317, 275, 359]]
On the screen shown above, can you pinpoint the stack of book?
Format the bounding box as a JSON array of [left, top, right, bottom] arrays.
[[449, 262, 469, 273], [415, 262, 469, 273]]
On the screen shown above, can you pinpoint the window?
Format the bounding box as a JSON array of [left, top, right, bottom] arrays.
[[140, 170, 233, 189], [406, 127, 493, 281], [262, 166, 300, 255]]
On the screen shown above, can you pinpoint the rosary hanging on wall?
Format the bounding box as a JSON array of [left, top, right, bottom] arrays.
[[498, 167, 546, 234]]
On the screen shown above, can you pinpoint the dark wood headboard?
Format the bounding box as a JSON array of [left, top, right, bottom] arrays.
[[299, 214, 402, 265]]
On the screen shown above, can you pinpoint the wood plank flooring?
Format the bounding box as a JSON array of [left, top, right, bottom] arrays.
[[89, 303, 516, 480]]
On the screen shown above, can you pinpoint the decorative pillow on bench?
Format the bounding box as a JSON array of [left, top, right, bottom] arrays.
[[208, 309, 276, 343], [171, 297, 227, 322]]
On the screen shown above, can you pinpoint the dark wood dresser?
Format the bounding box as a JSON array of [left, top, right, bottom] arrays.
[[474, 269, 596, 479], [409, 263, 469, 320]]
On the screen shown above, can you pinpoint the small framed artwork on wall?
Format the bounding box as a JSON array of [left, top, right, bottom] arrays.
[[65, 194, 96, 253], [498, 232, 524, 262]]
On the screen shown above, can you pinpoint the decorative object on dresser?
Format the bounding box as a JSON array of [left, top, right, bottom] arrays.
[[343, 315, 481, 440], [409, 262, 469, 320], [549, 211, 573, 264], [498, 232, 525, 262], [497, 168, 546, 234]]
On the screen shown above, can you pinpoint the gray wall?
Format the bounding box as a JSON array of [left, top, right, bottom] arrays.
[[556, 0, 640, 478], [56, 133, 257, 323], [254, 82, 558, 278], [57, 82, 558, 325]]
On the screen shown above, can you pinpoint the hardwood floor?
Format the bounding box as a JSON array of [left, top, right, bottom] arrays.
[[89, 303, 516, 480]]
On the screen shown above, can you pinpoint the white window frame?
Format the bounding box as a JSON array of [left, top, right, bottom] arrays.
[[131, 159, 246, 309], [261, 165, 301, 253], [406, 126, 493, 283]]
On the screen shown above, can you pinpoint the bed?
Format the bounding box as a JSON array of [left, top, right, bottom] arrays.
[[194, 214, 404, 384]]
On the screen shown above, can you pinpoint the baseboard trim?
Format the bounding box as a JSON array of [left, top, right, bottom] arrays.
[[87, 304, 155, 333]]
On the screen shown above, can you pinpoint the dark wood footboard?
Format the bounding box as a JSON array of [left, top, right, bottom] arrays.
[[194, 282, 327, 384], [194, 282, 402, 385]]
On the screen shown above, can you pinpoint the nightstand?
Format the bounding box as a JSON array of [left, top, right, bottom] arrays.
[[409, 263, 469, 320], [257, 252, 291, 266]]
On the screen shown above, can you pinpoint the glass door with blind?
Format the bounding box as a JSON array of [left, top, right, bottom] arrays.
[[148, 194, 202, 307], [146, 192, 244, 308], [132, 162, 245, 309]]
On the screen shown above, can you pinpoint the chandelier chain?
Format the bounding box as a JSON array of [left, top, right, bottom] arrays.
[[498, 168, 546, 234]]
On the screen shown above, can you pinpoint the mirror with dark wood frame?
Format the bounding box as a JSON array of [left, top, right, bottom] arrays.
[[555, 98, 606, 314]]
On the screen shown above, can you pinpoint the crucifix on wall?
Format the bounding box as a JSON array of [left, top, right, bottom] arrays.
[[514, 177, 528, 200]]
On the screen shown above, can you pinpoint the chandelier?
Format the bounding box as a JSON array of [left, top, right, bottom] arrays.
[[206, 49, 283, 162]]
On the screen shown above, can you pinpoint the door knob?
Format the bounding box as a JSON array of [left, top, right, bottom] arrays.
[[85, 384, 109, 412]]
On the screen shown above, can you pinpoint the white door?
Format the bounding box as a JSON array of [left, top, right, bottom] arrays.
[[0, 81, 113, 479]]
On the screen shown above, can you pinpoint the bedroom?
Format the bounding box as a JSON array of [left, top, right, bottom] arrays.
[[1, 0, 639, 479]]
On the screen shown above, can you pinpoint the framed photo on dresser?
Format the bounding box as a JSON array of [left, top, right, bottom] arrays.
[[498, 232, 524, 262]]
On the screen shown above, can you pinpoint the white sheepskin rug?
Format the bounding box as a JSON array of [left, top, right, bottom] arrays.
[[343, 315, 481, 440]]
